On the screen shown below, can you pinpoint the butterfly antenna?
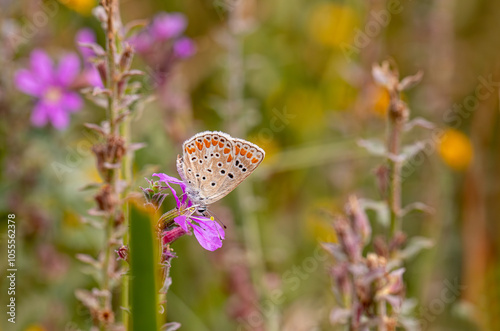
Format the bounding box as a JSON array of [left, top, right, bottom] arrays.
[[205, 210, 227, 230]]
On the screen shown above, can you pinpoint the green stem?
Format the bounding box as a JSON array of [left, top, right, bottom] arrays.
[[121, 115, 132, 328], [101, 1, 119, 330], [387, 95, 404, 238]]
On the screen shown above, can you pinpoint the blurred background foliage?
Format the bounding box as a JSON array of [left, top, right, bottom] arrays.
[[1, 0, 500, 330]]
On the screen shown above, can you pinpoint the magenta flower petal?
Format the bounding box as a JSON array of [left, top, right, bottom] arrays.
[[76, 28, 97, 60], [30, 49, 53, 83], [47, 105, 70, 130], [129, 32, 154, 53], [57, 53, 80, 86], [174, 215, 190, 232], [31, 102, 50, 127], [62, 92, 83, 112], [84, 67, 103, 87], [153, 173, 185, 207], [190, 216, 225, 251], [152, 13, 187, 40], [154, 173, 187, 193], [14, 69, 44, 96], [173, 38, 196, 58]]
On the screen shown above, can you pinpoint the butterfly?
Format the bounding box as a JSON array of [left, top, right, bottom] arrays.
[[176, 131, 265, 214]]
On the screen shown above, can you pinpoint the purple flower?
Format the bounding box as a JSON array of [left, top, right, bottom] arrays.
[[153, 173, 225, 251], [14, 49, 82, 130], [128, 31, 154, 54], [173, 37, 196, 58], [128, 11, 195, 60], [75, 28, 103, 87], [151, 13, 187, 40], [76, 28, 96, 60]]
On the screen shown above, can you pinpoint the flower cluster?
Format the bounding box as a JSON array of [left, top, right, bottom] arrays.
[[323, 196, 408, 330], [129, 12, 195, 84], [142, 173, 225, 251]]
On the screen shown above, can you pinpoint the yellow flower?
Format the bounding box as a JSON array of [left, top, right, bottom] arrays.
[[59, 0, 96, 15], [308, 2, 359, 48], [438, 128, 473, 171], [372, 86, 390, 117]]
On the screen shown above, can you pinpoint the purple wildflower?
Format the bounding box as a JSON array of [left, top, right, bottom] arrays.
[[173, 37, 196, 58], [129, 12, 195, 58], [153, 173, 225, 251], [75, 28, 103, 87], [151, 13, 187, 41], [14, 49, 82, 130], [128, 31, 154, 54]]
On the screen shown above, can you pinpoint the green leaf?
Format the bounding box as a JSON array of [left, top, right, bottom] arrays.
[[398, 236, 433, 260], [359, 199, 390, 227], [358, 139, 386, 157], [129, 200, 162, 330]]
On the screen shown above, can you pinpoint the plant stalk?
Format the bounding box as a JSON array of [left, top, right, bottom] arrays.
[[387, 92, 404, 238]]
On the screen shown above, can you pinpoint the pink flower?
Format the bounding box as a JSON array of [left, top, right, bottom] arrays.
[[75, 28, 103, 87], [14, 49, 82, 130], [153, 173, 225, 251], [129, 11, 195, 58], [151, 13, 187, 40], [173, 37, 196, 58]]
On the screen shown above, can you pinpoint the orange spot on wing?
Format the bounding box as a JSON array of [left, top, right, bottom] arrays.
[[235, 146, 240, 154], [246, 152, 253, 159], [184, 147, 188, 153], [251, 158, 259, 163], [204, 139, 210, 148], [212, 139, 217, 146], [223, 148, 231, 154], [240, 149, 247, 156], [196, 142, 203, 150], [219, 142, 224, 148], [227, 154, 233, 162]]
